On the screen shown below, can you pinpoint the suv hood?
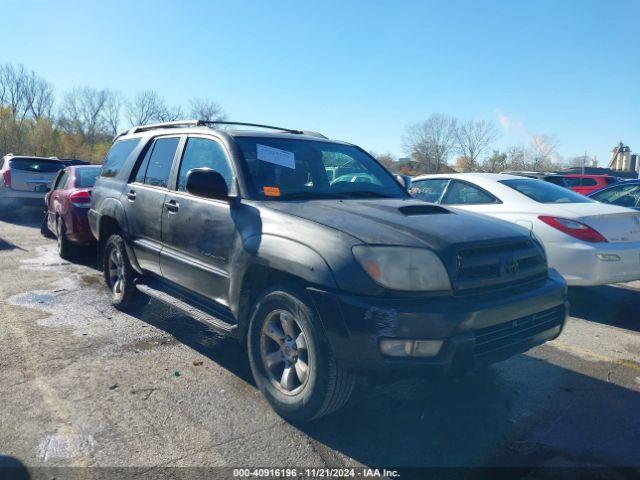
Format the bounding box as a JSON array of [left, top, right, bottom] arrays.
[[265, 199, 531, 250]]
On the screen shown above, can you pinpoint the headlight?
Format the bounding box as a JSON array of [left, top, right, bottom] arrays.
[[352, 246, 451, 291]]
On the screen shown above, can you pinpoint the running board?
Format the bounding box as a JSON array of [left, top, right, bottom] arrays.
[[135, 280, 239, 338]]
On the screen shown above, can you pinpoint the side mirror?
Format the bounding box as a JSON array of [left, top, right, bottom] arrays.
[[186, 168, 229, 200]]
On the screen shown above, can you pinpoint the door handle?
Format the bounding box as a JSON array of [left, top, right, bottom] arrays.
[[165, 200, 179, 212], [127, 190, 137, 201]]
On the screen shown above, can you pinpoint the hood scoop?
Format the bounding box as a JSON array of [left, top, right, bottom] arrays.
[[398, 204, 451, 216]]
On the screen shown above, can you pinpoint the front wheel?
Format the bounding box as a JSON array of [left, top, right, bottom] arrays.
[[103, 234, 143, 310], [247, 287, 356, 421]]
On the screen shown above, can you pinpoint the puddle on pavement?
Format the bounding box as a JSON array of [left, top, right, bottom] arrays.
[[9, 288, 69, 308]]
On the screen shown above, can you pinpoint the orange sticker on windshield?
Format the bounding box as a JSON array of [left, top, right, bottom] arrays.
[[263, 186, 281, 197]]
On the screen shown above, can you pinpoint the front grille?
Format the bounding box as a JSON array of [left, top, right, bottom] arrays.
[[453, 238, 547, 295], [473, 305, 564, 355]]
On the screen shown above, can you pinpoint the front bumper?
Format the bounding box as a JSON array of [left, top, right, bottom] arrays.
[[309, 269, 568, 375], [546, 240, 640, 286]]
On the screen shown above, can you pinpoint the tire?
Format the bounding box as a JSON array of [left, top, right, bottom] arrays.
[[103, 233, 142, 310], [40, 210, 54, 238], [247, 286, 356, 421], [56, 217, 73, 260]]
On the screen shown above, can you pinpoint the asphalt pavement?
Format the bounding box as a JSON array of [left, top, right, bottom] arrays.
[[1, 206, 639, 477]]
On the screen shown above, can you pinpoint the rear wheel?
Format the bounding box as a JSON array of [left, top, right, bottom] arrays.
[[247, 286, 356, 421], [103, 234, 143, 310], [56, 217, 72, 259]]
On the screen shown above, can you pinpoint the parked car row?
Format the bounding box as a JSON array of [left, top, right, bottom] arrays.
[[502, 171, 621, 195], [4, 120, 636, 422]]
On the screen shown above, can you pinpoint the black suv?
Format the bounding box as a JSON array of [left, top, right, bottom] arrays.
[[89, 120, 568, 421]]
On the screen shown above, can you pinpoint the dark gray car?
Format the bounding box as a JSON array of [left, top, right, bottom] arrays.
[[89, 120, 568, 421]]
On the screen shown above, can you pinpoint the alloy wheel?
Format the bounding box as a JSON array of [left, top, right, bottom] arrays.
[[260, 309, 310, 395], [107, 246, 125, 297]]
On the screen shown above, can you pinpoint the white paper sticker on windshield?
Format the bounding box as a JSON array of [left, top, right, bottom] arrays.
[[257, 144, 295, 169]]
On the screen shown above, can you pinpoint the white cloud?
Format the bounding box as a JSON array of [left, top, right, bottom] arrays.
[[495, 109, 527, 136]]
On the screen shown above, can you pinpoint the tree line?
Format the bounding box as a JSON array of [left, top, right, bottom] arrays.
[[2, 62, 569, 173], [0, 63, 225, 163], [373, 113, 564, 175]]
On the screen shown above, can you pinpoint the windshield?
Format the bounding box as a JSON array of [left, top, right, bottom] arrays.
[[235, 137, 406, 200], [500, 178, 593, 204], [75, 167, 101, 188]]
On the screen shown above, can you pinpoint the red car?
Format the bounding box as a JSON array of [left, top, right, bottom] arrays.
[[41, 165, 101, 258], [545, 174, 619, 195]]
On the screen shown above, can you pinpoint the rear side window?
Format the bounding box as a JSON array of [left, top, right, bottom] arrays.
[[101, 138, 140, 178], [75, 167, 101, 188], [604, 177, 618, 185], [410, 179, 450, 203], [9, 158, 65, 173], [53, 170, 70, 190], [138, 137, 180, 188], [51, 170, 69, 190], [581, 178, 598, 187], [443, 181, 497, 205]]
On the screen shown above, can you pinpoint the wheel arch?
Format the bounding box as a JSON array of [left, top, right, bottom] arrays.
[[230, 235, 339, 340], [96, 200, 141, 274]]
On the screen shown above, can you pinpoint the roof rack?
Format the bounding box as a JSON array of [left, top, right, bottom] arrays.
[[115, 120, 327, 142], [127, 120, 203, 135], [200, 121, 303, 134]]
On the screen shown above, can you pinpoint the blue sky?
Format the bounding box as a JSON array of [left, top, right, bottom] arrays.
[[2, 0, 639, 165]]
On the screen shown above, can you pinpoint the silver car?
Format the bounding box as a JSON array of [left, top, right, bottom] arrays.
[[0, 155, 68, 208]]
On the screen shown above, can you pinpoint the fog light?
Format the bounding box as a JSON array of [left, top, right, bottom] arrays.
[[379, 339, 443, 358], [596, 253, 620, 262]]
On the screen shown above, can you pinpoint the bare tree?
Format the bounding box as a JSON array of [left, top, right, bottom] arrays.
[[454, 119, 498, 172], [0, 63, 30, 120], [528, 134, 559, 170], [102, 90, 123, 136], [156, 103, 184, 123], [24, 72, 55, 120], [402, 114, 457, 173], [504, 145, 528, 171], [188, 98, 225, 122], [126, 90, 183, 126], [58, 87, 110, 144]]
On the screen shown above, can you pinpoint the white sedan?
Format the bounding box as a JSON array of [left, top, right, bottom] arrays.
[[409, 173, 640, 286]]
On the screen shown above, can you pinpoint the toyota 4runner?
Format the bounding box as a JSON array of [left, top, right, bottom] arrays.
[[89, 120, 569, 421]]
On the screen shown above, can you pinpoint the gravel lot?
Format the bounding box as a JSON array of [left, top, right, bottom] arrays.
[[1, 206, 639, 476]]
